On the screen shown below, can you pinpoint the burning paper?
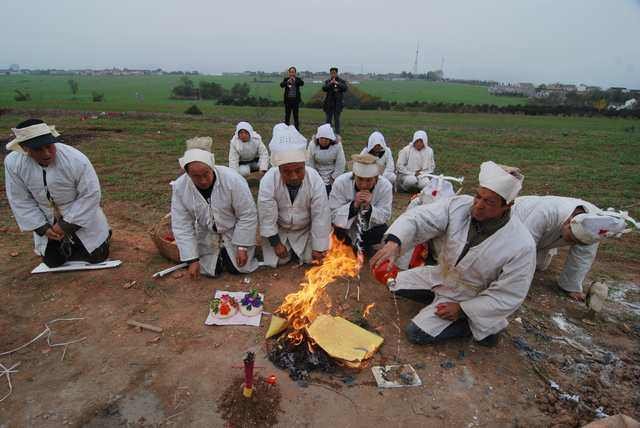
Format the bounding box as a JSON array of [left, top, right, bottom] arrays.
[[306, 315, 383, 368]]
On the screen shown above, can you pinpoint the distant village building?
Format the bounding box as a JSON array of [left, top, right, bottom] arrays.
[[488, 82, 535, 97]]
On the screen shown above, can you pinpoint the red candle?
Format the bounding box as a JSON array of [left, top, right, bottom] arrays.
[[243, 352, 255, 398]]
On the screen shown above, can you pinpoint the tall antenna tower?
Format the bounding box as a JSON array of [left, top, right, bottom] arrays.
[[413, 42, 419, 74], [441, 57, 445, 72]]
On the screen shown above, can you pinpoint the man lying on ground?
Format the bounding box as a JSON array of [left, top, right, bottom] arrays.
[[329, 154, 393, 258], [259, 124, 331, 267], [4, 119, 111, 267], [371, 161, 536, 347], [171, 137, 259, 279]]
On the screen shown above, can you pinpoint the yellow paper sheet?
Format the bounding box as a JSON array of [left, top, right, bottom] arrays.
[[307, 315, 384, 364]]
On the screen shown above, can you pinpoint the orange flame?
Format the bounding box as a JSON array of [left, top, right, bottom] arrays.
[[276, 235, 360, 345], [362, 303, 375, 319]]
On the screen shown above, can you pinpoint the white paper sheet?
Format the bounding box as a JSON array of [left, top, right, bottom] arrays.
[[31, 260, 122, 274], [204, 290, 264, 326]]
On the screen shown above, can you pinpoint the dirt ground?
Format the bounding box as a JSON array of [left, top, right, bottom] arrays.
[[0, 198, 638, 428]]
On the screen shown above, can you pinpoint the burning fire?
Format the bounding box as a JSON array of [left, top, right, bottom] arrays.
[[362, 303, 375, 319], [276, 235, 360, 345]]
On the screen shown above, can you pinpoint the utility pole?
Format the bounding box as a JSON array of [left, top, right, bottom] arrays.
[[413, 42, 419, 75]]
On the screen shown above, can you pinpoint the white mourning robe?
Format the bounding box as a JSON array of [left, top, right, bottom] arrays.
[[228, 132, 269, 176], [396, 143, 435, 191], [329, 172, 392, 241], [171, 165, 259, 275], [258, 166, 331, 266], [306, 139, 346, 185], [4, 143, 110, 255], [387, 195, 536, 340], [512, 195, 599, 293]]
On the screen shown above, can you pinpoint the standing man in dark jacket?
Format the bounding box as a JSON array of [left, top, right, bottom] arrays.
[[280, 66, 304, 130], [322, 67, 348, 135]]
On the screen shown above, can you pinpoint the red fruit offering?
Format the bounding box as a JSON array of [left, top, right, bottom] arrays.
[[372, 260, 399, 285], [220, 305, 230, 315]]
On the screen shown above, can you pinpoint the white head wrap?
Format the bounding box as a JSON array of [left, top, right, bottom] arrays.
[[570, 209, 638, 244], [235, 121, 255, 140], [6, 122, 60, 153], [269, 123, 307, 166], [185, 136, 213, 152], [478, 161, 523, 203], [411, 130, 428, 147], [351, 154, 380, 178], [366, 131, 387, 151], [179, 148, 215, 170], [316, 123, 336, 141]]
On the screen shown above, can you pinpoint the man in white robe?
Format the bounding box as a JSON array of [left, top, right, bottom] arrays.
[[513, 195, 633, 301], [4, 119, 111, 267], [171, 138, 259, 279], [396, 130, 435, 192], [228, 121, 269, 178], [371, 161, 536, 346], [306, 123, 346, 194], [258, 125, 331, 267], [360, 131, 396, 185], [329, 154, 393, 257]]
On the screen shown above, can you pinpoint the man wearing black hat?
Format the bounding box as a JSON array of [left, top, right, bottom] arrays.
[[4, 119, 111, 267], [322, 67, 348, 134]]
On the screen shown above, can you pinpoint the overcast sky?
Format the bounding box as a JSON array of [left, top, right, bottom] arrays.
[[2, 0, 639, 88]]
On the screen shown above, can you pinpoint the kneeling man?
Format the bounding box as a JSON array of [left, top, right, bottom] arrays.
[[4, 119, 111, 267], [259, 125, 331, 267], [329, 154, 393, 257], [171, 138, 259, 279], [371, 161, 536, 347]]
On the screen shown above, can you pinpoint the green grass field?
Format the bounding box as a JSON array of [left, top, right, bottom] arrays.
[[0, 74, 524, 114]]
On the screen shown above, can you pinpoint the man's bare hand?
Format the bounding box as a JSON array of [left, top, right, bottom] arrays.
[[370, 241, 400, 270], [274, 242, 289, 259], [236, 248, 248, 267], [435, 302, 462, 321], [312, 250, 326, 262], [568, 292, 585, 302], [45, 227, 64, 241], [188, 261, 201, 280], [354, 191, 372, 209]]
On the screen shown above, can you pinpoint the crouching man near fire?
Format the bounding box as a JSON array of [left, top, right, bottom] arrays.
[[171, 137, 259, 279], [258, 124, 331, 267], [371, 161, 536, 347], [329, 154, 393, 257], [4, 119, 111, 267]]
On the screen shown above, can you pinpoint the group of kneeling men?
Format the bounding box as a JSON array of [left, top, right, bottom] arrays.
[[5, 118, 633, 348]]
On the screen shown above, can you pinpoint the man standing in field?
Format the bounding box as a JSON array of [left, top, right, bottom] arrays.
[[329, 154, 393, 257], [258, 124, 331, 267], [322, 67, 348, 134], [171, 137, 259, 279], [371, 161, 536, 346], [512, 195, 636, 301], [4, 119, 111, 267], [280, 66, 304, 131], [396, 130, 435, 192], [228, 121, 269, 178]]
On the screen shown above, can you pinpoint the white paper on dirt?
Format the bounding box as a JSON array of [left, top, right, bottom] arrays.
[[371, 364, 422, 388], [31, 260, 122, 274], [204, 290, 264, 326]]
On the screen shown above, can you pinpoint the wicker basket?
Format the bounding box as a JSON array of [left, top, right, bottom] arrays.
[[149, 214, 181, 263]]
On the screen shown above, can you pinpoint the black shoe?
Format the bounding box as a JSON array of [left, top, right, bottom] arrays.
[[477, 333, 500, 347]]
